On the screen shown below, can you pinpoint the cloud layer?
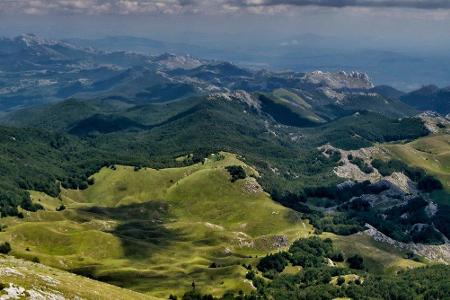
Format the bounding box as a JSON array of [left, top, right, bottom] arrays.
[[0, 0, 199, 15], [241, 0, 450, 9], [1, 0, 450, 15]]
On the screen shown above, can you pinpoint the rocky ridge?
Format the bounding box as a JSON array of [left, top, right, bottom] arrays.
[[418, 111, 450, 133], [302, 70, 374, 90], [362, 224, 450, 264]]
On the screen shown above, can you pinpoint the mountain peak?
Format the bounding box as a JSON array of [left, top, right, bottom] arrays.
[[207, 90, 260, 110], [16, 34, 58, 47], [153, 53, 203, 70], [414, 85, 440, 95], [12, 34, 80, 51], [303, 70, 374, 90]]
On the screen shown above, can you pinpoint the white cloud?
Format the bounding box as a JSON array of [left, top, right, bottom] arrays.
[[0, 0, 449, 16]]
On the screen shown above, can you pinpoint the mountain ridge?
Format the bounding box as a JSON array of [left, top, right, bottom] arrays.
[[0, 34, 421, 119], [0, 33, 449, 299], [400, 85, 450, 114]]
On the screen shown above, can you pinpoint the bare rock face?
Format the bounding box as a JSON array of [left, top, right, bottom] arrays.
[[253, 235, 290, 250], [272, 235, 289, 248], [425, 202, 438, 218], [362, 224, 450, 264], [384, 172, 417, 194], [320, 144, 418, 195], [318, 87, 346, 102], [243, 178, 263, 194], [418, 111, 450, 134], [334, 161, 379, 182], [320, 144, 383, 183], [153, 53, 203, 70], [207, 90, 261, 110], [320, 144, 449, 263], [302, 70, 374, 90]]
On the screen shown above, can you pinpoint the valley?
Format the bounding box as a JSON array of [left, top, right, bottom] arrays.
[[0, 34, 449, 299], [1, 151, 438, 299]]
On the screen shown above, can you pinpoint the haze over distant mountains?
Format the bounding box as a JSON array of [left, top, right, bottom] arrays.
[[1, 0, 450, 297], [0, 32, 450, 299], [65, 34, 450, 91], [0, 34, 448, 118]]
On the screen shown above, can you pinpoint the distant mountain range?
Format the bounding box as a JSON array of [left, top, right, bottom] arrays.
[[400, 85, 450, 115], [2, 34, 447, 118], [0, 34, 449, 299], [64, 35, 450, 91]]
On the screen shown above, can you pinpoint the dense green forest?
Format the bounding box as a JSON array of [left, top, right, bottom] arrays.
[[1, 34, 449, 300], [0, 98, 429, 218], [179, 238, 450, 300]]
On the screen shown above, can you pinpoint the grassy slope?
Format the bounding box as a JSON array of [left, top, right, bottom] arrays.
[[0, 153, 311, 298], [271, 89, 325, 123], [326, 233, 424, 273], [0, 255, 155, 300], [383, 134, 450, 202], [0, 152, 428, 298]]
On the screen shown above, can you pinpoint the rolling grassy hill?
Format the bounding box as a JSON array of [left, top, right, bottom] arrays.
[[383, 134, 450, 201], [1, 33, 448, 299], [326, 233, 424, 273], [0, 152, 424, 298], [260, 89, 326, 126], [0, 94, 430, 221], [0, 153, 312, 298]]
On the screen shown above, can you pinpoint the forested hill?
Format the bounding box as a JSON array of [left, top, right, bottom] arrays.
[[0, 94, 429, 218], [0, 34, 449, 300]]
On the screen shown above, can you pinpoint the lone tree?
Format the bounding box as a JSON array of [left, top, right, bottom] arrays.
[[0, 242, 11, 254], [347, 254, 364, 270], [225, 165, 246, 182]]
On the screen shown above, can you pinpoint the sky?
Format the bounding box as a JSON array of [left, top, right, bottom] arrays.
[[1, 0, 450, 53]]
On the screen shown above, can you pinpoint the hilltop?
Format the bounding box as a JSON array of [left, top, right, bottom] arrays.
[[0, 34, 449, 299], [1, 152, 440, 298], [0, 153, 312, 298]]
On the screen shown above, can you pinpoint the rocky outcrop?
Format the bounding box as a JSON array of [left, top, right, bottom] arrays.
[[153, 53, 203, 70], [321, 144, 417, 195], [362, 224, 450, 264], [417, 111, 450, 134], [207, 90, 261, 110], [302, 70, 374, 90], [384, 172, 417, 194], [320, 144, 384, 183]]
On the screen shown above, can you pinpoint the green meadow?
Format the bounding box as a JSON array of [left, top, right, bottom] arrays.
[[0, 152, 431, 298], [384, 134, 450, 203], [0, 153, 312, 298]]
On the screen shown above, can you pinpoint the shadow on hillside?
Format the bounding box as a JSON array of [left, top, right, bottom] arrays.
[[68, 103, 203, 136], [76, 201, 183, 259]]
